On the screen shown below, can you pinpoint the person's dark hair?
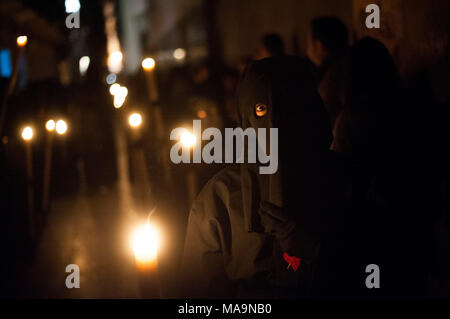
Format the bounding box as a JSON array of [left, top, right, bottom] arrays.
[[333, 37, 400, 153], [311, 17, 348, 56], [347, 37, 397, 95], [261, 34, 285, 57]]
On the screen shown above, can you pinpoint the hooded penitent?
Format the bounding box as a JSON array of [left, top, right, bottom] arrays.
[[180, 57, 339, 298], [237, 56, 333, 234]]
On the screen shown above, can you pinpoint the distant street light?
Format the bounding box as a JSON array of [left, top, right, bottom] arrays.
[[56, 120, 68, 135], [141, 58, 156, 72], [16, 36, 28, 47], [21, 126, 33, 141], [128, 113, 142, 128]]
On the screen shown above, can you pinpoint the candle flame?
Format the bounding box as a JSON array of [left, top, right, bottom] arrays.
[[17, 36, 28, 47], [131, 221, 160, 264]]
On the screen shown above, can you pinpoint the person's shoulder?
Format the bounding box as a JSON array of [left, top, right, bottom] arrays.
[[199, 165, 241, 200], [191, 165, 241, 218], [210, 164, 240, 185]]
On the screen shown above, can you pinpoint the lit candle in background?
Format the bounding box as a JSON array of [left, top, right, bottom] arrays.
[[141, 57, 158, 103], [141, 57, 172, 189], [141, 57, 155, 72], [131, 219, 161, 298], [21, 126, 35, 239], [42, 120, 55, 218], [127, 112, 152, 209], [16, 35, 28, 47], [131, 221, 160, 272]]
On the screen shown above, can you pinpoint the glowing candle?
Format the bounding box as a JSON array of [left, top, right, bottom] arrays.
[[131, 222, 160, 272], [17, 36, 28, 47]]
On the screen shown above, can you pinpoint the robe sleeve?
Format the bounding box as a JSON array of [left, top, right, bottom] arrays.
[[179, 183, 234, 298]]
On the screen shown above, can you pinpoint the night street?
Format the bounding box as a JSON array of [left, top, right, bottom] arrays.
[[24, 190, 140, 298], [0, 0, 448, 303]]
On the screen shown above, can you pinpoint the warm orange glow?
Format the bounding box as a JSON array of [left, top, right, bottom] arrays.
[[107, 51, 123, 74], [180, 130, 196, 148], [56, 120, 68, 135], [17, 36, 28, 47], [109, 83, 121, 95], [110, 84, 128, 108], [128, 113, 142, 128], [131, 222, 160, 270], [113, 95, 125, 108], [197, 110, 207, 119], [45, 120, 55, 132], [135, 255, 158, 272], [21, 126, 33, 141], [142, 57, 156, 71], [173, 48, 186, 60]]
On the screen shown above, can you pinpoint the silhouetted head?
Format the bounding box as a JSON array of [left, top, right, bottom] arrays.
[[335, 37, 400, 155], [237, 56, 332, 231], [255, 34, 285, 60], [347, 37, 397, 99], [307, 17, 349, 66]]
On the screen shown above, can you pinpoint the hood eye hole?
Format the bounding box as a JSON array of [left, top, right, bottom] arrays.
[[255, 103, 268, 117]]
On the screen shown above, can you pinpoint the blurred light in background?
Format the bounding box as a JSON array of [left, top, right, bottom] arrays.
[[56, 120, 68, 135], [108, 51, 123, 74], [104, 2, 123, 74], [106, 73, 117, 84], [110, 83, 128, 109], [109, 83, 121, 95], [197, 110, 207, 119], [0, 50, 12, 78], [131, 222, 160, 264], [16, 36, 28, 47], [128, 113, 142, 128], [114, 95, 125, 109], [173, 48, 186, 61], [180, 130, 196, 148], [65, 0, 81, 13], [141, 57, 155, 71], [21, 126, 33, 141], [45, 120, 55, 132], [118, 86, 128, 98], [79, 56, 90, 76]]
